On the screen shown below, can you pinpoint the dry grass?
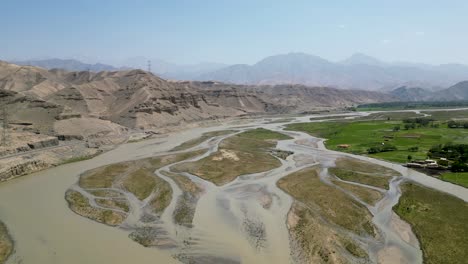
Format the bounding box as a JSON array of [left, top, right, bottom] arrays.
[[172, 129, 290, 185], [95, 198, 129, 212], [287, 203, 368, 263], [332, 180, 383, 206], [65, 190, 126, 226], [88, 189, 122, 198], [148, 178, 173, 214], [335, 158, 400, 177], [123, 168, 156, 200], [171, 130, 235, 151], [329, 158, 400, 190], [330, 168, 391, 190], [70, 150, 207, 227], [162, 171, 203, 196], [162, 171, 203, 226], [0, 222, 13, 264], [278, 167, 375, 236], [147, 149, 206, 168], [79, 163, 130, 188]]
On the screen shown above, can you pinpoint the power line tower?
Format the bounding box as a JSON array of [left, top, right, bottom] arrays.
[[1, 107, 9, 147], [87, 67, 91, 82], [147, 60, 152, 73]]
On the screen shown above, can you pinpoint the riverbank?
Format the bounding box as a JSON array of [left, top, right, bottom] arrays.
[[394, 182, 468, 264], [0, 111, 466, 263], [0, 221, 12, 264]]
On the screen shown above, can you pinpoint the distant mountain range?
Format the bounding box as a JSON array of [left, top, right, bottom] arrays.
[[118, 56, 227, 80], [10, 53, 468, 91], [197, 53, 468, 91], [12, 59, 126, 72], [11, 57, 227, 80], [390, 81, 468, 101]]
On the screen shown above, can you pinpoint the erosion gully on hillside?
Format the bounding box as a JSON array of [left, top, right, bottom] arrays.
[[0, 112, 467, 264]]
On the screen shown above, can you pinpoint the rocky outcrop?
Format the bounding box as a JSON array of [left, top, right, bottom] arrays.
[[0, 144, 99, 181], [0, 158, 49, 181], [26, 137, 59, 149], [0, 133, 59, 157]]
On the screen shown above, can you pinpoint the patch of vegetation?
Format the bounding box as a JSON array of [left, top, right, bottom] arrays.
[[366, 143, 397, 154], [59, 152, 101, 165], [332, 180, 383, 205], [334, 158, 401, 177], [95, 198, 130, 212], [360, 111, 424, 121], [287, 203, 366, 263], [329, 158, 399, 190], [65, 190, 126, 226], [237, 128, 291, 141], [0, 221, 13, 264], [148, 182, 173, 214], [160, 171, 202, 226], [265, 118, 295, 124], [172, 193, 195, 227], [428, 143, 468, 171], [147, 149, 206, 168], [88, 189, 122, 198], [309, 115, 359, 121], [171, 173, 202, 226], [128, 227, 161, 247], [286, 120, 468, 163], [278, 167, 375, 236], [73, 150, 206, 224], [269, 149, 294, 160], [172, 129, 290, 185], [422, 109, 468, 120], [342, 238, 368, 258], [394, 182, 468, 264], [123, 168, 157, 200], [447, 120, 468, 129], [330, 168, 391, 190], [171, 130, 236, 151], [402, 117, 436, 129], [358, 101, 468, 111], [79, 163, 130, 188], [440, 172, 468, 188]]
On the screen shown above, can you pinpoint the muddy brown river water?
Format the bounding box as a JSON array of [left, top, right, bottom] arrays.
[[1, 112, 467, 264]]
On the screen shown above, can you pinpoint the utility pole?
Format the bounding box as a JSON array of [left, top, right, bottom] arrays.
[[87, 67, 91, 82], [147, 60, 152, 73], [1, 107, 9, 147]]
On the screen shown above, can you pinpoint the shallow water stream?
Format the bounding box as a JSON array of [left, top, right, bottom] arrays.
[[1, 112, 467, 264]]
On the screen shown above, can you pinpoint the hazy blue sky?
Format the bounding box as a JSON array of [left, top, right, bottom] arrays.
[[2, 0, 468, 65]]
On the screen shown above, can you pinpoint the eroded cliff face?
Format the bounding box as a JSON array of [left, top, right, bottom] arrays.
[[0, 61, 394, 181], [0, 61, 394, 134], [0, 134, 59, 157], [0, 159, 49, 181]]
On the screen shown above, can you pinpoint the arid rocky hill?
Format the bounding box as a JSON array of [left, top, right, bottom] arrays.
[[0, 60, 394, 135], [0, 60, 394, 181], [389, 81, 468, 102]]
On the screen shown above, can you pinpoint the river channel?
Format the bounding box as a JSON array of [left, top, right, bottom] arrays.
[[0, 112, 467, 264]]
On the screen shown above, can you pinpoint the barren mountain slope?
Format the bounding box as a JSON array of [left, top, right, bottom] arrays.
[[187, 81, 395, 113], [1, 61, 394, 135]]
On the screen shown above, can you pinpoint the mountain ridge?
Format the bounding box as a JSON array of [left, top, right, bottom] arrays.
[[198, 53, 468, 91], [389, 81, 468, 101], [10, 54, 468, 91], [0, 60, 394, 136]]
